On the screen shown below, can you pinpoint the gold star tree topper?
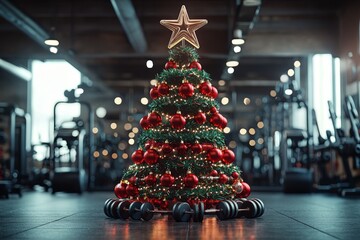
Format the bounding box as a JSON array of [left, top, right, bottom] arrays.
[[160, 5, 208, 49]]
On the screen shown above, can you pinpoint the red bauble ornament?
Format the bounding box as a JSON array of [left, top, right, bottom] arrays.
[[231, 171, 240, 179], [114, 183, 128, 199], [131, 149, 144, 164], [129, 176, 137, 185], [126, 184, 139, 196], [161, 142, 173, 155], [222, 149, 235, 165], [140, 116, 150, 130], [207, 148, 223, 163], [160, 173, 175, 187], [177, 142, 188, 155], [158, 83, 170, 95], [184, 173, 199, 188], [150, 86, 159, 99], [220, 115, 228, 129], [148, 112, 162, 127], [210, 106, 218, 114], [194, 111, 206, 124], [165, 60, 177, 69], [191, 142, 203, 154], [170, 113, 186, 129], [218, 174, 229, 184], [179, 82, 194, 98], [189, 61, 202, 70], [144, 149, 159, 165], [202, 143, 214, 152], [199, 81, 212, 95], [145, 173, 157, 186], [210, 113, 223, 128], [210, 169, 218, 176], [239, 182, 251, 198], [210, 86, 218, 98]]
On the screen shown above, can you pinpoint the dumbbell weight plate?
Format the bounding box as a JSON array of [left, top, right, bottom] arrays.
[[224, 200, 236, 219], [140, 202, 155, 221], [129, 201, 143, 220], [173, 202, 192, 222], [240, 200, 258, 218], [249, 199, 261, 218], [104, 199, 115, 217], [192, 204, 199, 222], [252, 198, 265, 217], [216, 201, 230, 220], [109, 200, 121, 218], [198, 202, 205, 222], [230, 200, 239, 218], [117, 200, 131, 219]]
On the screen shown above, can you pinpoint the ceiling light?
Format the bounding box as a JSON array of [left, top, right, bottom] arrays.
[[243, 0, 262, 6], [227, 67, 234, 74], [233, 46, 241, 53], [146, 60, 153, 68], [49, 47, 58, 54], [226, 61, 239, 67], [231, 38, 245, 45], [221, 97, 229, 105], [218, 80, 226, 86], [96, 107, 107, 118], [294, 60, 301, 68], [141, 97, 149, 105], [44, 38, 59, 46]]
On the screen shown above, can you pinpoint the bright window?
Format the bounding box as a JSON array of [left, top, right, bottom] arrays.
[[312, 54, 341, 138], [31, 60, 81, 144]]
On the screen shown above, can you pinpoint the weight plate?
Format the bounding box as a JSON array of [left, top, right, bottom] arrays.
[[117, 200, 130, 220], [253, 198, 265, 217], [216, 201, 230, 220], [193, 204, 199, 222], [110, 200, 121, 219], [230, 200, 239, 218], [172, 202, 182, 221], [174, 202, 192, 222], [224, 200, 235, 219], [140, 202, 155, 221], [129, 201, 143, 220], [249, 199, 261, 218], [103, 199, 114, 217], [105, 199, 116, 218], [198, 202, 205, 222], [240, 200, 258, 218]]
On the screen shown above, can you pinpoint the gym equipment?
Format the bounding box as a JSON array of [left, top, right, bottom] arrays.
[[329, 96, 360, 197], [0, 103, 29, 198], [103, 198, 265, 222], [275, 81, 313, 193], [51, 89, 94, 194]]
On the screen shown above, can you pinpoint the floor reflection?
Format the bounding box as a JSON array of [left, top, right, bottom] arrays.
[[103, 216, 260, 240]]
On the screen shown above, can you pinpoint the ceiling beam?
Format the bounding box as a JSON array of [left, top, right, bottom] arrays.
[[0, 58, 32, 81], [110, 0, 147, 53], [0, 0, 49, 46]]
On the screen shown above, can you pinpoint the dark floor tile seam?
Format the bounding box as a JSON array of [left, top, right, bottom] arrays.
[[0, 212, 80, 239], [272, 209, 341, 240]]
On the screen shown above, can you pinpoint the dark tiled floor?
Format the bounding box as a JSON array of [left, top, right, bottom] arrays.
[[0, 190, 359, 240]]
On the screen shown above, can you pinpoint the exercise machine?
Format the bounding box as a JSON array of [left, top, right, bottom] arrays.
[[51, 89, 94, 194], [0, 103, 29, 198]]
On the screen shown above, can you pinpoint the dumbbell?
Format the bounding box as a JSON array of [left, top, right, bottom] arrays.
[[103, 198, 265, 222], [104, 199, 204, 222], [203, 199, 264, 220]]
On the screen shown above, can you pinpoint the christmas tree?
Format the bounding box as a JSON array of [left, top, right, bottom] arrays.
[[104, 5, 264, 222]]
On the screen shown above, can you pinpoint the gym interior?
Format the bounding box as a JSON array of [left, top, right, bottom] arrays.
[[1, 1, 360, 239]]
